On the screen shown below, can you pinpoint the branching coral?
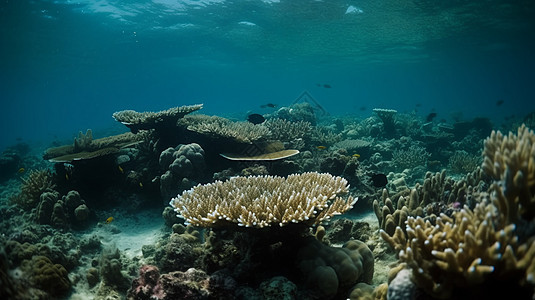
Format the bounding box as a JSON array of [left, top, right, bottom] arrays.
[[392, 145, 430, 170], [483, 124, 535, 221], [448, 150, 481, 175], [310, 126, 343, 145], [170, 172, 357, 228], [380, 125, 535, 298]]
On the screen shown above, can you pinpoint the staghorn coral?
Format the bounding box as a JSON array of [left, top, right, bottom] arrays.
[[373, 188, 422, 236], [381, 195, 535, 298], [185, 115, 271, 143], [113, 104, 203, 133], [170, 172, 357, 228], [380, 125, 535, 299], [482, 123, 535, 221], [9, 169, 55, 209], [374, 169, 488, 237]]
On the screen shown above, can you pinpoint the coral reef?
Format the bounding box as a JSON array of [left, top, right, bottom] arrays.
[[380, 125, 535, 299], [113, 104, 203, 133], [170, 172, 357, 228]]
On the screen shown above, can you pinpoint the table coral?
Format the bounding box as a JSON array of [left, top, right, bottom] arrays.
[[170, 172, 357, 228], [113, 104, 203, 133]]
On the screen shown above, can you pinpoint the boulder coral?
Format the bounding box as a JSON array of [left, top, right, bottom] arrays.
[[36, 190, 90, 228], [297, 237, 374, 299], [21, 255, 71, 297], [159, 143, 206, 200]]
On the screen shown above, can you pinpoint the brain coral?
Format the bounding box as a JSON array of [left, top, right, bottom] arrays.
[[22, 255, 70, 297], [170, 172, 357, 228]]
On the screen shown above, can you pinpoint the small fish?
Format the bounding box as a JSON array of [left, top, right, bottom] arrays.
[[247, 113, 265, 125], [317, 146, 327, 150], [260, 103, 277, 108], [17, 167, 25, 174], [426, 112, 437, 122], [352, 154, 360, 158], [65, 173, 69, 180], [323, 84, 332, 88], [371, 173, 388, 188], [106, 217, 114, 224], [118, 165, 124, 173], [496, 99, 504, 106], [139, 182, 143, 188], [359, 106, 366, 111]]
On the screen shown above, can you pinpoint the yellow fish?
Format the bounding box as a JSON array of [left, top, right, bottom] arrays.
[[352, 154, 361, 158], [118, 165, 124, 173], [317, 146, 327, 150], [65, 173, 70, 180], [139, 182, 143, 188], [106, 217, 114, 224], [17, 167, 25, 174]]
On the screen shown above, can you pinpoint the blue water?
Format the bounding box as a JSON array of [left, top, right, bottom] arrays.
[[1, 0, 535, 151]]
